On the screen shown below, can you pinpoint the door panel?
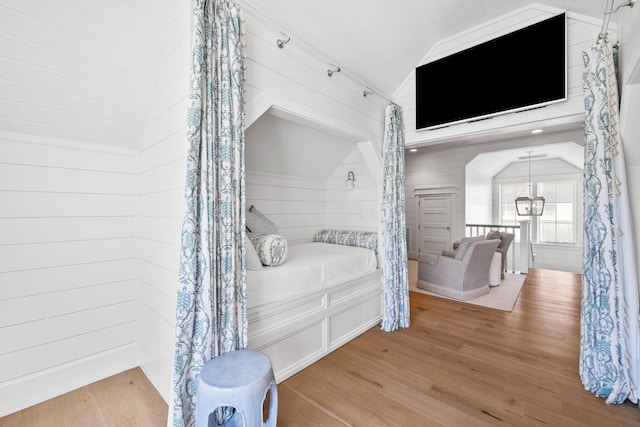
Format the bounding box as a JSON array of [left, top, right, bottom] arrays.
[[419, 195, 452, 255]]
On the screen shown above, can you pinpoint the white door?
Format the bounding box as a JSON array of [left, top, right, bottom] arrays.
[[418, 194, 452, 255]]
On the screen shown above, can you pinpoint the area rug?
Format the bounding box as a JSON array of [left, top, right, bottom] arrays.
[[407, 260, 526, 312]]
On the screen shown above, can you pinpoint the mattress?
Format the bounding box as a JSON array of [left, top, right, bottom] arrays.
[[246, 242, 378, 308]]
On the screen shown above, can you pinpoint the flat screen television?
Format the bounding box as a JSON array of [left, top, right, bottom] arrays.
[[415, 13, 566, 130]]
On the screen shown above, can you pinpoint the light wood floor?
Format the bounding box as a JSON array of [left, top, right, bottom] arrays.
[[4, 267, 640, 426], [0, 366, 167, 426]]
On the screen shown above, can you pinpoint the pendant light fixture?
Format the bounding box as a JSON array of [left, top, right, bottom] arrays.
[[515, 151, 545, 216]]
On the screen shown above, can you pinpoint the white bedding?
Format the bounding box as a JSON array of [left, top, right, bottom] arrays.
[[246, 242, 378, 308]]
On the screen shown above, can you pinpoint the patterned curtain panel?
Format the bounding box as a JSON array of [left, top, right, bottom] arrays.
[[580, 39, 640, 405], [381, 104, 410, 332], [169, 1, 248, 426]]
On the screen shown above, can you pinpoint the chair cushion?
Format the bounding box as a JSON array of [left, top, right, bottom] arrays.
[[418, 252, 439, 265], [441, 249, 457, 258], [454, 236, 485, 260], [486, 230, 501, 240], [498, 232, 515, 249]]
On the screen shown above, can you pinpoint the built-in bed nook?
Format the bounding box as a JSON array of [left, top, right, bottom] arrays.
[[243, 106, 384, 382]]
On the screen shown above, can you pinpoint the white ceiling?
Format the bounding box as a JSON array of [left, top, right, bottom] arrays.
[[244, 0, 607, 98], [468, 141, 584, 177], [0, 1, 608, 151], [245, 109, 358, 179]]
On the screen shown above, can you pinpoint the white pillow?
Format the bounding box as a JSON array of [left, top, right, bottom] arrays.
[[247, 233, 288, 266], [246, 205, 279, 235], [245, 233, 263, 270]]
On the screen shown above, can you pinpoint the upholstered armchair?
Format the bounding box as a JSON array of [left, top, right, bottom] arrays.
[[450, 231, 515, 278], [417, 237, 500, 301]]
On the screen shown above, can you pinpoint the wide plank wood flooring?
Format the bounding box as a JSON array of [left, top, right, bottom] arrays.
[[3, 267, 640, 426], [0, 366, 167, 426]]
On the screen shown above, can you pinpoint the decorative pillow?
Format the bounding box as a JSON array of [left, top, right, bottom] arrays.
[[247, 233, 288, 266], [314, 230, 378, 253], [246, 205, 279, 235], [486, 230, 501, 241], [454, 236, 485, 260], [244, 233, 263, 270], [498, 232, 515, 249]]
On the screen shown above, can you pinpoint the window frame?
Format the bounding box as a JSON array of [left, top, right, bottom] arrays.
[[494, 170, 582, 247]]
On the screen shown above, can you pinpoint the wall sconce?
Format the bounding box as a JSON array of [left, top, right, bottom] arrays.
[[345, 171, 356, 189], [327, 64, 341, 77]]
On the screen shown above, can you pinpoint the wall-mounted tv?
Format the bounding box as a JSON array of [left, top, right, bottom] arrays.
[[415, 13, 566, 130]]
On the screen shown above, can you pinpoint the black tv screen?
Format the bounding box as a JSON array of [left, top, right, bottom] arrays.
[[415, 13, 566, 130]]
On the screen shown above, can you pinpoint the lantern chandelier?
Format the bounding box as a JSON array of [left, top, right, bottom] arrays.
[[515, 151, 545, 216]]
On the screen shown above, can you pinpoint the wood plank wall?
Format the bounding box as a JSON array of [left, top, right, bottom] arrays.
[[136, 0, 191, 404], [0, 0, 174, 148], [0, 136, 138, 416], [137, 2, 387, 403], [247, 147, 379, 246], [395, 7, 604, 145], [0, 0, 184, 415]]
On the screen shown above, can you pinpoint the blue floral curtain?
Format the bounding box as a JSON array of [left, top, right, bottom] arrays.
[[381, 103, 410, 332], [580, 39, 640, 405], [169, 1, 248, 426]]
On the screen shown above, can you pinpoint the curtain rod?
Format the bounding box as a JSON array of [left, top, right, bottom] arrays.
[[240, 2, 394, 104], [599, 0, 636, 41]]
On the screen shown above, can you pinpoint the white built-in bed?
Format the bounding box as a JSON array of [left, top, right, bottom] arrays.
[[246, 230, 383, 382]]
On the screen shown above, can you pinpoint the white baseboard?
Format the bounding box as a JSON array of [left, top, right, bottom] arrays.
[[0, 344, 138, 418]]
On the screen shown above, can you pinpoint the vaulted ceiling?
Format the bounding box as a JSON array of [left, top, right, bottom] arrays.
[[243, 0, 607, 98], [0, 1, 607, 150]]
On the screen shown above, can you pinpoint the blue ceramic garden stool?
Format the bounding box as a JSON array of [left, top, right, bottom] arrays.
[[196, 349, 278, 427]]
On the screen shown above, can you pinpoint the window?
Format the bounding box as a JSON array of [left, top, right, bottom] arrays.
[[499, 182, 528, 227], [498, 179, 578, 245], [538, 180, 576, 244]]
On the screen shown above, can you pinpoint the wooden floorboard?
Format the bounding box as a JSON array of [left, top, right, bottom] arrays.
[[278, 266, 640, 426], [3, 266, 640, 426], [0, 367, 167, 426]]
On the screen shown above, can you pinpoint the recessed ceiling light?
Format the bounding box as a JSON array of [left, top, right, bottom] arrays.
[[531, 129, 543, 134], [410, 148, 418, 152]]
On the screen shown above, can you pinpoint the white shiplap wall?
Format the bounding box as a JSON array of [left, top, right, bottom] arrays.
[[246, 145, 380, 246], [136, 3, 387, 402], [0, 0, 182, 415], [0, 0, 174, 149], [0, 0, 387, 413], [137, 0, 191, 404], [0, 135, 138, 416], [396, 5, 607, 147]]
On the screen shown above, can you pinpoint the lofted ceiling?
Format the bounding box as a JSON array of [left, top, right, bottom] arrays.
[[243, 0, 607, 98], [0, 1, 608, 150], [0, 0, 179, 149], [245, 109, 359, 179]]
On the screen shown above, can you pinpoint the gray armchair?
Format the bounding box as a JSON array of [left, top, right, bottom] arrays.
[[450, 230, 515, 278], [417, 238, 500, 301]]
